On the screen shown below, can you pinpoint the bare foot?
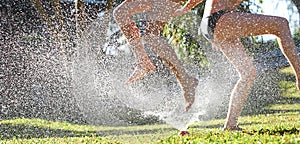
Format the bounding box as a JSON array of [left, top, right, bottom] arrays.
[[127, 58, 155, 84], [179, 131, 190, 136], [223, 125, 243, 131], [182, 77, 199, 111]]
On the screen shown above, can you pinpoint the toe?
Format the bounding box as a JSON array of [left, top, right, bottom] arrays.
[[179, 131, 190, 136], [126, 68, 148, 84], [126, 63, 155, 84]]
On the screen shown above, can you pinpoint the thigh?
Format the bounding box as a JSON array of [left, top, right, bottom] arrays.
[[214, 12, 288, 42], [145, 0, 180, 22], [114, 0, 153, 26]]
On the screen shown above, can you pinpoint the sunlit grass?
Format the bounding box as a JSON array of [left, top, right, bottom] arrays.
[[263, 67, 300, 111], [1, 118, 172, 133], [266, 104, 300, 111], [1, 67, 299, 143], [1, 112, 299, 144], [279, 67, 300, 98], [3, 137, 121, 144], [280, 67, 296, 76], [279, 80, 300, 98]]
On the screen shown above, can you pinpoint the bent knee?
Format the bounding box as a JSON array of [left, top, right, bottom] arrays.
[[113, 8, 124, 22], [113, 6, 133, 25], [275, 16, 289, 26], [240, 66, 257, 82], [271, 17, 290, 34]]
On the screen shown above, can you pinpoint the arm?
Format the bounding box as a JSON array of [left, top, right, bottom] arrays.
[[182, 0, 204, 12], [173, 0, 204, 17]]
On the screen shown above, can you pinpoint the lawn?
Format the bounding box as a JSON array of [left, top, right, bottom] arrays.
[[1, 67, 299, 144]]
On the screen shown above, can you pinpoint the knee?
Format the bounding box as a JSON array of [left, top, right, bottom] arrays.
[[277, 17, 289, 26], [113, 7, 122, 22], [113, 6, 130, 24], [272, 17, 290, 34], [249, 68, 257, 81], [240, 66, 257, 83]]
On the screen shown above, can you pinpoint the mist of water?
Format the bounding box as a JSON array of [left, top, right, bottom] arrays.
[[1, 3, 237, 130], [2, 1, 293, 134], [69, 19, 239, 130]]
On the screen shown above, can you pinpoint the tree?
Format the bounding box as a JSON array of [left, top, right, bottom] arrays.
[[163, 0, 253, 67], [0, 0, 115, 122], [290, 0, 300, 29], [30, 0, 113, 46]]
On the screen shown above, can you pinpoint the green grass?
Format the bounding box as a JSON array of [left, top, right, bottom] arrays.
[[279, 67, 300, 98], [1, 67, 299, 144], [1, 112, 299, 143]]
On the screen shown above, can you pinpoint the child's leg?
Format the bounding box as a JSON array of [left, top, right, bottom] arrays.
[[143, 30, 198, 111], [218, 39, 257, 130], [215, 12, 300, 90], [142, 0, 196, 110], [113, 0, 155, 84], [276, 28, 300, 90]]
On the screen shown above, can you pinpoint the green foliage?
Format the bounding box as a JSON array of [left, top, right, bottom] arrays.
[[293, 28, 300, 46], [241, 37, 280, 55], [161, 0, 261, 68], [162, 23, 208, 67], [162, 1, 209, 68]]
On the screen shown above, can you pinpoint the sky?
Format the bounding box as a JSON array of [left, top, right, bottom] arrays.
[[250, 0, 299, 40]]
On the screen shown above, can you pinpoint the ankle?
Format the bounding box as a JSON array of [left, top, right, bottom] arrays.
[[223, 125, 242, 131], [184, 77, 198, 87], [136, 57, 155, 68]]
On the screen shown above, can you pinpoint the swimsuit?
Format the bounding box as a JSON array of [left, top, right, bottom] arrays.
[[201, 10, 227, 40]]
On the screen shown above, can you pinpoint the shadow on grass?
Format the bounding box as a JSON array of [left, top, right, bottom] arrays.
[[243, 69, 300, 116], [200, 68, 300, 122], [245, 127, 299, 136], [193, 121, 265, 130], [0, 122, 175, 140]]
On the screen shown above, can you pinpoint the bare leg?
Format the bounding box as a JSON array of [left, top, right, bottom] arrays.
[[218, 39, 257, 130], [143, 22, 198, 111], [113, 0, 155, 84], [215, 12, 300, 90]]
